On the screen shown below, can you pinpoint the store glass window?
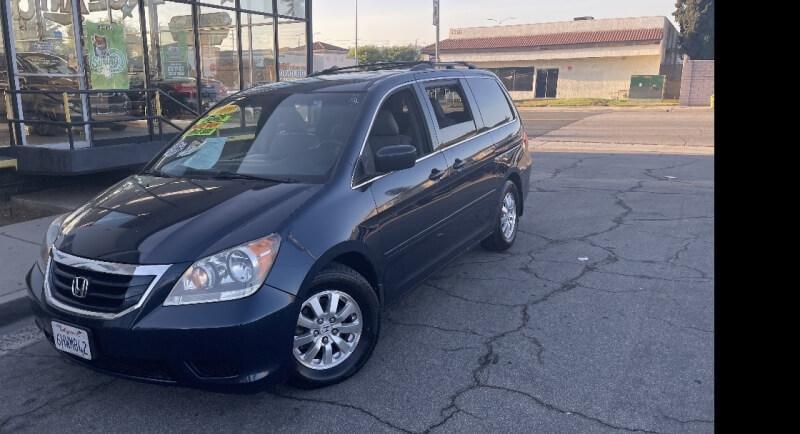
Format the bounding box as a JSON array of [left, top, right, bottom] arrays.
[[490, 67, 534, 92], [277, 0, 306, 18], [81, 0, 147, 139], [242, 14, 276, 89], [10, 0, 84, 142], [1, 22, 8, 140], [145, 0, 197, 130], [198, 7, 239, 109], [241, 0, 273, 14], [277, 19, 306, 81], [197, 1, 236, 7]]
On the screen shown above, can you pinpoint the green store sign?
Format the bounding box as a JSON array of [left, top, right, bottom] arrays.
[[86, 21, 129, 90]]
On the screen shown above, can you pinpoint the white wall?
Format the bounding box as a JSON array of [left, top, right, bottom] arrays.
[[313, 52, 356, 72], [464, 55, 663, 100]]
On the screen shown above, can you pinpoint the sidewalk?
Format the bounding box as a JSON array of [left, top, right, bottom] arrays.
[[10, 182, 108, 214], [0, 215, 57, 325], [1, 178, 120, 324], [517, 105, 713, 112]]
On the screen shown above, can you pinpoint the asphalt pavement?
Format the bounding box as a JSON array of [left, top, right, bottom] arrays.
[[0, 109, 714, 433]]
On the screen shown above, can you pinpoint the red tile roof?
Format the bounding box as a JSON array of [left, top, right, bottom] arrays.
[[422, 28, 663, 53]]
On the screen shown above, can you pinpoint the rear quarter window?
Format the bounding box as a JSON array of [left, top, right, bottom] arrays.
[[467, 78, 515, 129]]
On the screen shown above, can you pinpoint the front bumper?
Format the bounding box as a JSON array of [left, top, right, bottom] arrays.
[[26, 263, 298, 391]]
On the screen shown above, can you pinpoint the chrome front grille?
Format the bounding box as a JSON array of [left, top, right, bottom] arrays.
[[49, 261, 154, 313], [44, 249, 171, 320]]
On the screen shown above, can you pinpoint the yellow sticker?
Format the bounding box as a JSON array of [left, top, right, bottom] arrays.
[[209, 104, 240, 116], [196, 120, 223, 130], [186, 127, 217, 136]]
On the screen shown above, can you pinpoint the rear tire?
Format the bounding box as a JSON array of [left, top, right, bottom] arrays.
[[289, 263, 380, 389], [481, 180, 520, 252]]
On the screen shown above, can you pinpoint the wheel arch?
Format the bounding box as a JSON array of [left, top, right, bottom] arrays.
[[301, 242, 383, 305], [507, 171, 524, 216]]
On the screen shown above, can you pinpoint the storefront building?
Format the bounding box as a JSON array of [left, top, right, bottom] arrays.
[[423, 16, 681, 102], [0, 0, 312, 174]]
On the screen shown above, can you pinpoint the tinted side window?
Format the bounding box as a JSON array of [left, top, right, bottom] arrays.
[[467, 78, 515, 129], [424, 81, 477, 148], [354, 87, 432, 183]]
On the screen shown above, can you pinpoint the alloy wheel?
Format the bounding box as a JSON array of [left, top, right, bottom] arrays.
[[293, 290, 363, 370], [500, 191, 517, 241]]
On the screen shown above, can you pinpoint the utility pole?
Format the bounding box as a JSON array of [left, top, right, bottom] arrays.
[[355, 0, 359, 65], [433, 0, 439, 62]]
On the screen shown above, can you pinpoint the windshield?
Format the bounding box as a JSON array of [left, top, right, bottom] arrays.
[[149, 91, 366, 183]]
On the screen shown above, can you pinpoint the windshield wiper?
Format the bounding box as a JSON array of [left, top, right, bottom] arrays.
[[208, 171, 299, 183]]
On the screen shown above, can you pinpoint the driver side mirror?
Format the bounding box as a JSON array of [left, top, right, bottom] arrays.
[[375, 144, 417, 173]]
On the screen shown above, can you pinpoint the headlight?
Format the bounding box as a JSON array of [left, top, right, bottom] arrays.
[[38, 214, 67, 271], [163, 234, 281, 306]]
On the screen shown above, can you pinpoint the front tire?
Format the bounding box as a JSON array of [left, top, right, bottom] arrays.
[[289, 263, 380, 389], [481, 180, 520, 251]]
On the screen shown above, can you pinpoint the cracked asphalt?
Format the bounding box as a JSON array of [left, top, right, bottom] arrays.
[[0, 110, 714, 433]]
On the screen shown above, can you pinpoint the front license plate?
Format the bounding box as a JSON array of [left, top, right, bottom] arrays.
[[51, 321, 93, 360]]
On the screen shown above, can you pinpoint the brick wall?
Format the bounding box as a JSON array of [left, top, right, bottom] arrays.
[[679, 58, 714, 106]]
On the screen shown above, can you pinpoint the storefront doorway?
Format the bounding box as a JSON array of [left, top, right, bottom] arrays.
[[535, 68, 558, 99]]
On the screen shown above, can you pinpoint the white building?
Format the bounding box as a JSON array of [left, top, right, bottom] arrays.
[[424, 16, 681, 100], [311, 42, 356, 72]]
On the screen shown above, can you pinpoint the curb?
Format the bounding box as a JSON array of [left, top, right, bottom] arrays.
[[516, 105, 709, 112], [0, 291, 31, 327]]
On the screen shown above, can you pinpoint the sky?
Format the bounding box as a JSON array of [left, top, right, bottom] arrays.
[[313, 0, 677, 48]]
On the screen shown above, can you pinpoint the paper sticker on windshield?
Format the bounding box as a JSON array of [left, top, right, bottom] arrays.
[[176, 138, 205, 157], [209, 104, 240, 116], [186, 115, 231, 136], [183, 137, 227, 169], [163, 139, 188, 157], [187, 120, 223, 136]]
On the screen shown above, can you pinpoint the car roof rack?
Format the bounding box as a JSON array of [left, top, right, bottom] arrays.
[[409, 61, 477, 71], [308, 60, 476, 77]]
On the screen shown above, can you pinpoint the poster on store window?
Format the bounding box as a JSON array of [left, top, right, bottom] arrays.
[[161, 33, 190, 80], [86, 21, 130, 90]]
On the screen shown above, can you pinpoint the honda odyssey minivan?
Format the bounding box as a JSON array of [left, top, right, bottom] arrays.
[[26, 62, 532, 389]]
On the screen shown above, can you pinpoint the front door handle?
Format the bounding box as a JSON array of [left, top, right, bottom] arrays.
[[452, 158, 466, 170], [428, 168, 445, 181]]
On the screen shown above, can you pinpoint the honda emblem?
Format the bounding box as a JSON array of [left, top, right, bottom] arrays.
[[71, 277, 89, 298]]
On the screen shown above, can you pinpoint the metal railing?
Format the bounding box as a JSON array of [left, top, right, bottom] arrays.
[[2, 88, 200, 150]]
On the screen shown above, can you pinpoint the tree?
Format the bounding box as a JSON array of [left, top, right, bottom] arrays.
[[673, 0, 714, 59], [347, 45, 421, 64]]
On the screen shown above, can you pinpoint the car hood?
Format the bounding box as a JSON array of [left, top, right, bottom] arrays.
[[55, 175, 322, 265]]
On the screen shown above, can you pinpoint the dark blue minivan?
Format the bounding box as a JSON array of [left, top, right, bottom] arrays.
[[26, 62, 532, 389]]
